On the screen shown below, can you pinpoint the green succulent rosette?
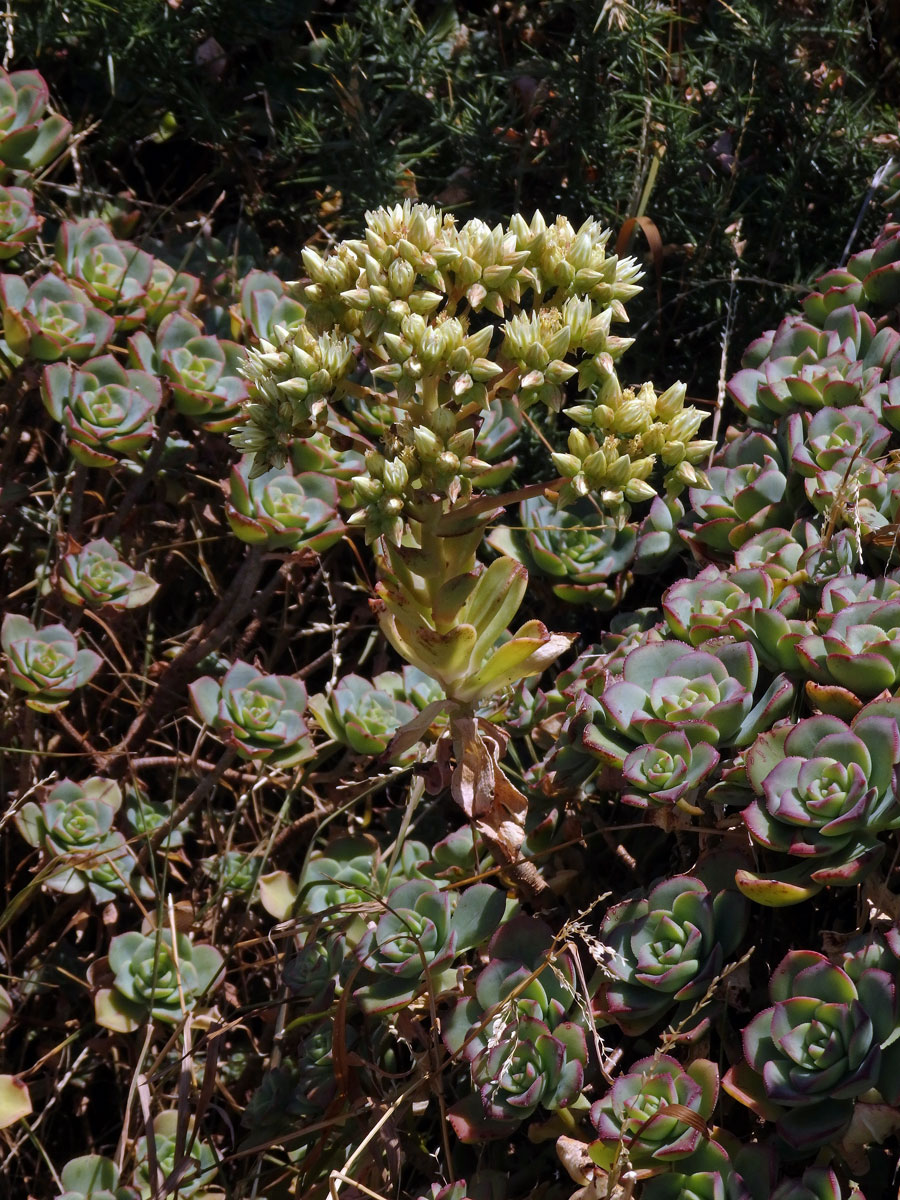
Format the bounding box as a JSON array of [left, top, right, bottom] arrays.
[[190, 660, 313, 767], [488, 495, 635, 608], [55, 219, 155, 330], [129, 309, 248, 433], [589, 1054, 718, 1172], [142, 257, 200, 327], [308, 669, 422, 756], [15, 777, 142, 904], [798, 600, 900, 699], [724, 947, 900, 1150], [59, 539, 158, 610], [56, 1154, 139, 1200], [0, 184, 40, 258], [736, 704, 900, 904], [231, 268, 306, 343], [133, 1111, 220, 1199], [95, 929, 224, 1032], [42, 355, 162, 469], [2, 613, 102, 713], [0, 67, 71, 176], [1, 272, 115, 362], [595, 868, 747, 1035], [226, 457, 344, 552], [353, 878, 505, 1013]]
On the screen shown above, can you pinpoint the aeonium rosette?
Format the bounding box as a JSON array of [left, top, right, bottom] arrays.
[[15, 777, 144, 904], [58, 539, 158, 610], [442, 915, 586, 1140], [0, 185, 40, 258], [797, 599, 900, 699], [723, 948, 900, 1150], [2, 614, 101, 713], [1, 273, 114, 362], [226, 456, 344, 552], [487, 495, 636, 609], [554, 639, 794, 802], [129, 309, 248, 433], [352, 879, 505, 1012], [736, 701, 900, 905], [94, 928, 224, 1032], [190, 660, 314, 768], [595, 866, 748, 1035], [54, 219, 155, 330], [0, 67, 71, 176], [589, 1055, 718, 1173], [42, 355, 161, 469]]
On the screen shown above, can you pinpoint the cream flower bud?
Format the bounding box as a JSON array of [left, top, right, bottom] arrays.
[[552, 452, 583, 477], [656, 380, 687, 421], [388, 257, 416, 298], [413, 426, 442, 461], [666, 407, 704, 443], [624, 477, 657, 503], [383, 459, 409, 494], [568, 428, 592, 459], [661, 441, 686, 466]]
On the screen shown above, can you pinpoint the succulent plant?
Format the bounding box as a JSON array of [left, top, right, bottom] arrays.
[[620, 729, 721, 810], [638, 1138, 764, 1200], [1, 273, 115, 362], [123, 784, 186, 851], [54, 220, 155, 330], [735, 703, 900, 903], [442, 915, 586, 1138], [804, 231, 900, 322], [142, 257, 201, 327], [579, 640, 774, 752], [189, 660, 313, 767], [471, 397, 523, 488], [132, 1111, 220, 1199], [41, 356, 162, 468], [95, 928, 224, 1031], [488, 495, 635, 608], [58, 539, 158, 610], [769, 1166, 864, 1200], [15, 777, 143, 904], [733, 525, 806, 581], [56, 1154, 138, 1200], [687, 429, 794, 552], [797, 600, 900, 699], [129, 310, 248, 433], [788, 405, 891, 475], [723, 948, 900, 1149], [2, 613, 101, 712], [589, 1055, 719, 1172], [308, 670, 421, 756], [353, 879, 505, 1012], [203, 851, 262, 896], [550, 635, 783, 797], [225, 457, 344, 551], [662, 565, 799, 651], [727, 306, 899, 424], [288, 429, 368, 507], [0, 68, 71, 175], [231, 269, 305, 342], [0, 184, 40, 258], [595, 868, 747, 1035]]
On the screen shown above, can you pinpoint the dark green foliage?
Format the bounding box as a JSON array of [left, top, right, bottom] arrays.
[[14, 1, 898, 392]]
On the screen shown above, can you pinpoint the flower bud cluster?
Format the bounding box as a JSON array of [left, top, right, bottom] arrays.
[[234, 201, 680, 521], [234, 323, 354, 473], [348, 407, 490, 543], [557, 377, 714, 508]]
